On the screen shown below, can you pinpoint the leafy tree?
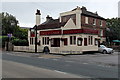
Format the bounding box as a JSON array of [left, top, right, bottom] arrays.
[[106, 18, 120, 43], [0, 12, 29, 47], [1, 12, 19, 35]]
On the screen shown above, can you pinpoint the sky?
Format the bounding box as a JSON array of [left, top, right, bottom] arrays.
[[1, 0, 120, 28]]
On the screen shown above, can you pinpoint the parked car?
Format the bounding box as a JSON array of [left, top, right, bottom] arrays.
[[98, 45, 113, 54]]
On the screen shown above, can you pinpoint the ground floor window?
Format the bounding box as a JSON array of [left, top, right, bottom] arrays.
[[30, 37, 34, 45], [91, 36, 93, 45], [77, 38, 83, 46], [42, 37, 49, 45], [95, 38, 98, 46], [84, 38, 87, 46], [51, 38, 60, 47], [70, 36, 76, 45]]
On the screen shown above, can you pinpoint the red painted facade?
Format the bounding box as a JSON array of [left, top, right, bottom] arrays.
[[30, 32, 35, 37], [40, 30, 61, 35], [39, 29, 98, 36], [63, 29, 83, 34]]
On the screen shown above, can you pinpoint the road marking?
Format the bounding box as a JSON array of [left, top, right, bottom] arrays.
[[83, 63, 88, 64], [52, 59, 58, 61], [54, 70, 67, 74], [66, 61, 73, 62]]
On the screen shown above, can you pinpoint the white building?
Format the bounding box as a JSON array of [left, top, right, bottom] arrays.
[[28, 6, 106, 54]]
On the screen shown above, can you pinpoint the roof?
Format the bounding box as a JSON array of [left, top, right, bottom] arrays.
[[36, 18, 66, 30], [72, 6, 106, 20]]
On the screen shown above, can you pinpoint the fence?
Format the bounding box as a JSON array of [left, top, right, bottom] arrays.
[[14, 46, 43, 52]]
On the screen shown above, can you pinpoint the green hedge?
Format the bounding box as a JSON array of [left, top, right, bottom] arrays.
[[0, 36, 29, 48], [0, 36, 9, 48], [11, 38, 29, 46]]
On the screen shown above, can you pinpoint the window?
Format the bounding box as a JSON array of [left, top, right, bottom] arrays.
[[51, 38, 60, 47], [85, 17, 88, 24], [95, 38, 98, 46], [42, 37, 49, 45], [100, 20, 103, 26], [77, 38, 83, 46], [100, 30, 103, 36], [64, 38, 68, 46], [91, 36, 93, 45], [70, 36, 76, 45], [84, 38, 87, 46], [88, 36, 93, 45], [30, 37, 34, 45], [93, 19, 96, 25], [88, 36, 90, 45], [30, 38, 31, 44], [42, 37, 44, 45]]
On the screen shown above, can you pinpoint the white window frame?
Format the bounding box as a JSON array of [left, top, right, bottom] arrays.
[[85, 17, 89, 24], [100, 20, 103, 26], [93, 19, 96, 25], [100, 30, 103, 36]]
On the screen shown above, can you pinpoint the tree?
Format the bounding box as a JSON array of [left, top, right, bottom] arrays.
[[106, 18, 120, 43], [1, 12, 19, 35], [1, 12, 29, 47]]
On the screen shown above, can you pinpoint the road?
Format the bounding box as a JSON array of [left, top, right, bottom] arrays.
[[2, 52, 118, 78]]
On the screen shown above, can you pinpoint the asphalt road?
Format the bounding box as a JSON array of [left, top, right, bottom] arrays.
[[2, 52, 118, 78]]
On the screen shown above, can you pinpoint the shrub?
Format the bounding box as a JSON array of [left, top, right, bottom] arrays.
[[1, 36, 9, 48], [12, 38, 29, 46]]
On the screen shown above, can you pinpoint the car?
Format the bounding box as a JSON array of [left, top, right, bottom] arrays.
[[98, 45, 113, 54]]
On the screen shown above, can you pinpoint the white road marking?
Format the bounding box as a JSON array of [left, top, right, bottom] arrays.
[[83, 63, 88, 64], [52, 59, 58, 61], [65, 61, 74, 63], [54, 70, 67, 74]]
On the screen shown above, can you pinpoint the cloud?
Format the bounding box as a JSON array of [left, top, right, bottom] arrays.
[[19, 22, 34, 28]]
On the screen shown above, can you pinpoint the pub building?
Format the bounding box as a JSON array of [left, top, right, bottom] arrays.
[[28, 6, 106, 54]]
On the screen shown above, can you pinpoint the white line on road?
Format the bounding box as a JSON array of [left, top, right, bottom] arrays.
[[54, 70, 67, 74], [83, 63, 88, 64], [52, 59, 58, 61], [65, 61, 74, 63]]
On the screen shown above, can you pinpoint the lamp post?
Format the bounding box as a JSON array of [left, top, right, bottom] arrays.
[[34, 25, 38, 53]]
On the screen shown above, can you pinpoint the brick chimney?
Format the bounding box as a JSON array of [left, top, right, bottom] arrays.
[[36, 9, 41, 25]]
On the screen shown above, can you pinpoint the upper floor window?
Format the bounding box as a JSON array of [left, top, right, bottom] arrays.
[[93, 19, 96, 25], [85, 17, 88, 24], [99, 30, 103, 36], [100, 20, 103, 26]]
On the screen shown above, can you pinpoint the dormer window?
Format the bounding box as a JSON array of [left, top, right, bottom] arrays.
[[85, 17, 88, 24], [100, 20, 103, 26], [93, 19, 96, 25]]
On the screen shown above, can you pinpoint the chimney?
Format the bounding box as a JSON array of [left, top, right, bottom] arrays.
[[36, 9, 41, 25], [46, 15, 53, 21], [95, 11, 98, 15], [81, 6, 87, 11]]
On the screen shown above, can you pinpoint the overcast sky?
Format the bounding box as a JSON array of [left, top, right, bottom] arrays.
[[1, 0, 120, 28]]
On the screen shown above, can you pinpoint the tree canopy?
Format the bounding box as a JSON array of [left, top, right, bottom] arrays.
[[106, 18, 120, 42], [0, 12, 29, 47], [1, 12, 19, 35], [1, 12, 28, 40]]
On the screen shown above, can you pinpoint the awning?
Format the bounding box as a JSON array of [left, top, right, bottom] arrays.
[[112, 40, 120, 43]]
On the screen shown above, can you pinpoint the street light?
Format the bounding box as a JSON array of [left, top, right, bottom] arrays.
[[34, 25, 38, 53]]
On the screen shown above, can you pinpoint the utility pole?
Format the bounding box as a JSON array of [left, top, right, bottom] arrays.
[[35, 25, 37, 53]]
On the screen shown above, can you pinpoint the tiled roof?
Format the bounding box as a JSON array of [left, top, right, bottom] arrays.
[[36, 18, 66, 30], [72, 6, 106, 20]]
